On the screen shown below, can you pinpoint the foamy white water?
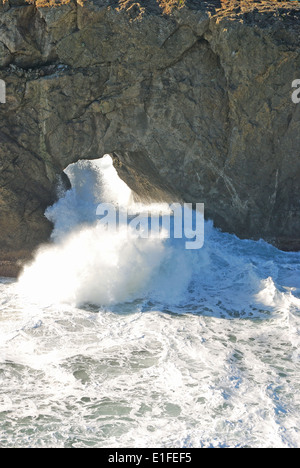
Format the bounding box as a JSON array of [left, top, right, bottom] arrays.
[[0, 156, 300, 448]]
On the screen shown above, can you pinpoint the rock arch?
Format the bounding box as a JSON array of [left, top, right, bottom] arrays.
[[0, 1, 300, 276]]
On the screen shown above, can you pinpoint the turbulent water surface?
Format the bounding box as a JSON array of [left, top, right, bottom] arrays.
[[0, 156, 300, 448]]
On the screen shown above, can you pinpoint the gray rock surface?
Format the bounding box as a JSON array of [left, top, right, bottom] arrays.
[[0, 0, 300, 276]]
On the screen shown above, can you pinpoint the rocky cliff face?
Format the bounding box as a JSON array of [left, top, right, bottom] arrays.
[[0, 0, 300, 276]]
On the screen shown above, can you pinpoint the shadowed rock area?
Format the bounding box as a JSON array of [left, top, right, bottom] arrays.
[[0, 0, 300, 276]]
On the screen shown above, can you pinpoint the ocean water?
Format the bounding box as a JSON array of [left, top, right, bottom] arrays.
[[0, 156, 300, 448]]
